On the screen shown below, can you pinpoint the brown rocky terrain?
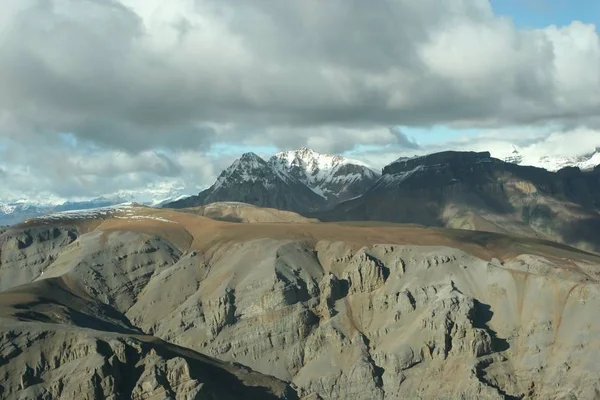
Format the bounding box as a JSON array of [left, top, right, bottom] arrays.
[[179, 202, 319, 223], [1, 204, 600, 398]]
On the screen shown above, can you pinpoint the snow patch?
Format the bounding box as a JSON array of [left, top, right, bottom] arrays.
[[373, 165, 423, 189], [115, 215, 176, 223], [204, 202, 254, 208], [33, 203, 135, 221], [269, 148, 378, 198]]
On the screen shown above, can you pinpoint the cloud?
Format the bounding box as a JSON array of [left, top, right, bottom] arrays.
[[390, 127, 420, 150], [0, 0, 598, 154], [1, 0, 599, 200], [0, 136, 215, 201]]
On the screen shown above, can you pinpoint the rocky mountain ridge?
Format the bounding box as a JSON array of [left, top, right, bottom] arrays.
[[318, 151, 600, 253], [0, 279, 294, 399], [168, 152, 327, 212], [167, 149, 379, 211]]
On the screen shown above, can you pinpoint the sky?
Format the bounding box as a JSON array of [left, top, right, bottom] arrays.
[[1, 0, 599, 203]]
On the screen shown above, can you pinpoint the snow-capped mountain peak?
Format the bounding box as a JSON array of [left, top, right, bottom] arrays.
[[223, 152, 267, 173], [272, 148, 371, 171], [503, 146, 600, 171], [167, 150, 327, 212], [503, 145, 524, 165], [165, 147, 380, 211], [210, 148, 380, 196], [212, 152, 277, 191], [269, 148, 379, 200], [239, 152, 265, 163]]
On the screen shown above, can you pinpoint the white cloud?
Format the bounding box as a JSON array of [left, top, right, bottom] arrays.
[[0, 0, 599, 200]]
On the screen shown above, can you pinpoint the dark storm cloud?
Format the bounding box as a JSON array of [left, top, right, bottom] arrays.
[[1, 0, 599, 153]]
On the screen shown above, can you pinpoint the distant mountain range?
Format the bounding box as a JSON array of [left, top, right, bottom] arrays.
[[167, 148, 379, 211], [4, 146, 600, 229], [0, 197, 123, 226], [504, 146, 600, 171], [0, 190, 191, 226]]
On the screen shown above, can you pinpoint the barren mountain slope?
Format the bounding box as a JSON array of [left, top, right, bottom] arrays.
[[0, 278, 295, 399], [319, 151, 600, 253], [179, 201, 319, 223], [2, 205, 600, 399]]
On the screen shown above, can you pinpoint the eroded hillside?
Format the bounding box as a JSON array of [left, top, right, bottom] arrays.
[[1, 204, 600, 399]]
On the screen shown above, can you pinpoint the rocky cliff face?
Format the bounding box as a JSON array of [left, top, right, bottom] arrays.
[[0, 317, 294, 399], [0, 226, 78, 291], [382, 151, 494, 175], [0, 229, 296, 399], [321, 151, 600, 253], [2, 207, 600, 399]]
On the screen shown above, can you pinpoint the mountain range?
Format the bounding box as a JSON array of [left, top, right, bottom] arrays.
[[166, 147, 600, 254], [4, 146, 600, 229]]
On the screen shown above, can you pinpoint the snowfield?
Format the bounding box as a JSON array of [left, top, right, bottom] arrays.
[[32, 203, 177, 224]]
